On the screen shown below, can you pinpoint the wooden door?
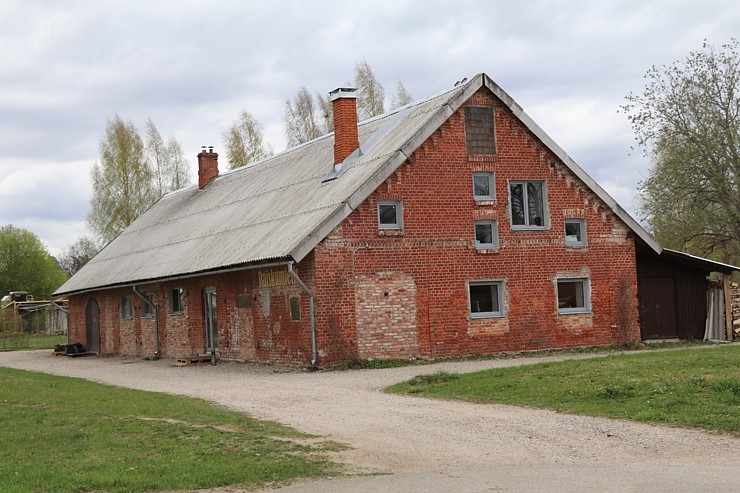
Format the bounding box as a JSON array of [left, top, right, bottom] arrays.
[[85, 298, 100, 353], [640, 277, 678, 339]]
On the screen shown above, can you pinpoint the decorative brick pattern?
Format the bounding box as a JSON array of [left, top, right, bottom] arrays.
[[355, 271, 419, 359]]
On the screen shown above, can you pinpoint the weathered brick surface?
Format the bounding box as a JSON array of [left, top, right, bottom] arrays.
[[68, 86, 640, 366], [313, 87, 639, 363]]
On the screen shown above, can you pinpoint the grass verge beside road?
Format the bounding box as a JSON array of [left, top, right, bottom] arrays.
[[0, 368, 342, 493], [387, 344, 740, 436], [0, 333, 66, 351]]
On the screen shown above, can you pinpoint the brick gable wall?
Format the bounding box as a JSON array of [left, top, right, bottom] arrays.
[[312, 87, 639, 363]]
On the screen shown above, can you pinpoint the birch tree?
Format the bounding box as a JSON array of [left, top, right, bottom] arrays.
[[222, 110, 274, 169], [88, 115, 154, 244], [146, 118, 191, 197]]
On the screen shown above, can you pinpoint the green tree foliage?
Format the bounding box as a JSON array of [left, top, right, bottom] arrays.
[[0, 225, 67, 299], [57, 236, 99, 277], [88, 115, 154, 243], [222, 110, 274, 169], [88, 116, 191, 244], [623, 40, 740, 266]]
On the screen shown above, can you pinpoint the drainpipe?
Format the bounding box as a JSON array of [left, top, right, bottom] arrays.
[[287, 261, 318, 369], [132, 285, 160, 357]]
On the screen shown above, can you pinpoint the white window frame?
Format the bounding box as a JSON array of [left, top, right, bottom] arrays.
[[121, 295, 133, 320], [474, 220, 498, 249], [378, 200, 403, 229], [509, 180, 548, 230], [557, 278, 591, 314], [468, 281, 505, 318], [169, 287, 184, 314], [472, 172, 495, 201], [564, 219, 587, 246]]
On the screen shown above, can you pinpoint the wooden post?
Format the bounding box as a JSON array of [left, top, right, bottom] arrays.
[[724, 274, 733, 341]]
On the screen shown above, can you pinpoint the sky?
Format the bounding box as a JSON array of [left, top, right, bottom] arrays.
[[1, 0, 738, 257]]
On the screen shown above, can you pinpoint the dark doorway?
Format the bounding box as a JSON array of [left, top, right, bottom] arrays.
[[85, 298, 100, 353], [640, 277, 678, 339]]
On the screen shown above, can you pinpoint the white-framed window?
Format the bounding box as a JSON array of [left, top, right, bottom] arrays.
[[141, 292, 155, 318], [169, 287, 184, 314], [474, 220, 498, 249], [121, 295, 133, 320], [472, 172, 494, 201], [378, 200, 403, 229], [509, 181, 547, 229], [557, 278, 590, 314], [564, 219, 586, 246], [468, 281, 504, 318]]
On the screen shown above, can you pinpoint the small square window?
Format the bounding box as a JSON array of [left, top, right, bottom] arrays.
[[557, 279, 590, 314], [169, 287, 184, 314], [121, 295, 133, 320], [474, 220, 498, 249], [378, 200, 402, 229], [473, 172, 494, 201], [289, 297, 301, 321], [469, 281, 504, 318], [565, 219, 586, 246], [141, 293, 155, 318], [510, 181, 547, 229]]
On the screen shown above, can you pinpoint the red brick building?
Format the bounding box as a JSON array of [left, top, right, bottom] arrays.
[[55, 74, 737, 366]]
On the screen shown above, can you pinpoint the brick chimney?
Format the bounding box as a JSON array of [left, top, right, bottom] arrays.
[[198, 146, 218, 189], [330, 87, 359, 165]]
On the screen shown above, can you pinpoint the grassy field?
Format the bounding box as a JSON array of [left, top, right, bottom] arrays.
[[387, 344, 740, 436], [0, 333, 67, 351], [0, 368, 342, 493]]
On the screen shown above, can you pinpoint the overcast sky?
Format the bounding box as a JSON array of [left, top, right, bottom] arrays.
[[1, 0, 738, 256]]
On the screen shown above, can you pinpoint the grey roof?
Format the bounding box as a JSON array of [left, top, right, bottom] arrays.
[[55, 73, 661, 296]]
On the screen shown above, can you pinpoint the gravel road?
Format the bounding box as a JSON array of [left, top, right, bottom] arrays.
[[2, 348, 740, 492]]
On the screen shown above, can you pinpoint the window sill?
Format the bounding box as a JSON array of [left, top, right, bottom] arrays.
[[378, 229, 404, 237], [558, 309, 591, 315], [474, 199, 496, 206], [168, 312, 184, 316], [470, 312, 505, 319], [511, 226, 549, 231], [565, 243, 588, 249], [475, 247, 499, 254]]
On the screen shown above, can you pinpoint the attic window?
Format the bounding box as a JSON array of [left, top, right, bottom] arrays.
[[378, 200, 403, 229], [465, 105, 496, 154]]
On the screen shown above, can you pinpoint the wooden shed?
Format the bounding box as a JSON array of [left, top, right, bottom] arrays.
[[637, 247, 737, 341]]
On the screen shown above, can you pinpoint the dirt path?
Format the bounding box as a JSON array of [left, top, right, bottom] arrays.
[[2, 349, 740, 492]]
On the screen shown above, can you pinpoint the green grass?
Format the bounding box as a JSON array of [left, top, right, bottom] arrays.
[[0, 333, 67, 351], [0, 368, 342, 493], [387, 344, 740, 436], [331, 340, 706, 370]]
